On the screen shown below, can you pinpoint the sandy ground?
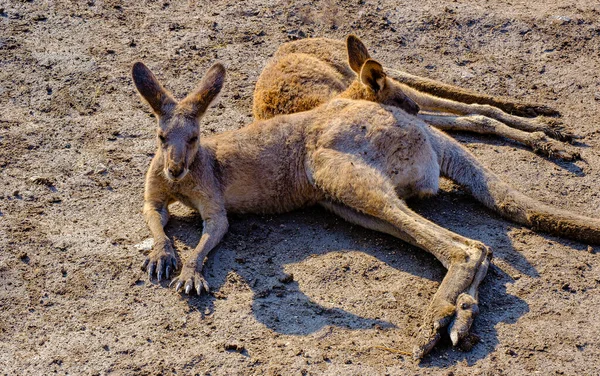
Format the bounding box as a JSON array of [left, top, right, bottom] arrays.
[[1, 0, 600, 374]]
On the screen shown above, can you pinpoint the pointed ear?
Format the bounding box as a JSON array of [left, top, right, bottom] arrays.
[[131, 62, 175, 116], [181, 63, 226, 117], [360, 59, 386, 93], [347, 35, 371, 74]]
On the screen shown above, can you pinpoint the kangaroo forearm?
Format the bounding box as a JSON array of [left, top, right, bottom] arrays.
[[186, 216, 229, 269], [419, 113, 577, 160], [143, 202, 169, 243]]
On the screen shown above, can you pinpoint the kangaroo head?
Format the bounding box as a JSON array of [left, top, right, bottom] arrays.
[[132, 62, 225, 182], [346, 35, 419, 115]]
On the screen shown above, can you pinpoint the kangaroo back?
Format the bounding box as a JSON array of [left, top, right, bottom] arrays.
[[429, 128, 600, 244]]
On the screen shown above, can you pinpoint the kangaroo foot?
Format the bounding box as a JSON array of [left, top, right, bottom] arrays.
[[530, 132, 581, 160], [412, 299, 456, 360], [142, 240, 178, 281], [170, 264, 210, 295], [448, 293, 479, 346], [537, 117, 577, 143]]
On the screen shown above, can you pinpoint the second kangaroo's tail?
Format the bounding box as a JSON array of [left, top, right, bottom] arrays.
[[429, 128, 600, 244]]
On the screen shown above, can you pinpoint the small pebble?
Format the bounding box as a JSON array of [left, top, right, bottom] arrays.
[[134, 238, 154, 251], [551, 15, 571, 25], [587, 246, 594, 254], [95, 165, 107, 174], [278, 273, 294, 284], [29, 176, 54, 187], [224, 343, 245, 352]]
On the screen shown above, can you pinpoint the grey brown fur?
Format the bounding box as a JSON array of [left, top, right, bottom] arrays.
[[132, 56, 599, 360]]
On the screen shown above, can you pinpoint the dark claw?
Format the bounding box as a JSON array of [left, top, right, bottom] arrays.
[[165, 265, 171, 279], [172, 258, 177, 269], [157, 260, 164, 281], [141, 258, 149, 271], [148, 263, 156, 280], [185, 282, 192, 295]]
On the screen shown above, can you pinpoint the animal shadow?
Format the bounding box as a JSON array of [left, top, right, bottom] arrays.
[[160, 186, 539, 364]]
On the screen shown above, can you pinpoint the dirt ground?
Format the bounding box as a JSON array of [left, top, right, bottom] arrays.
[[1, 0, 600, 374]]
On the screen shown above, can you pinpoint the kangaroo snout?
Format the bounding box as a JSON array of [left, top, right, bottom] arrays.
[[165, 162, 188, 181], [165, 150, 188, 181], [405, 98, 420, 115], [167, 166, 185, 180]]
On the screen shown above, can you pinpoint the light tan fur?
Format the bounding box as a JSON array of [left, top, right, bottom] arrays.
[[132, 62, 599, 360], [253, 36, 579, 160]]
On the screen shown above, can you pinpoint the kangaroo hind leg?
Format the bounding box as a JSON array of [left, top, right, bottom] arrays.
[[387, 68, 560, 118], [404, 85, 575, 142], [311, 152, 491, 359], [419, 113, 580, 161]]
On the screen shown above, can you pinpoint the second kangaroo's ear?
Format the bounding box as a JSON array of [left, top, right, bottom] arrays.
[[181, 63, 226, 118], [347, 35, 371, 74], [132, 62, 175, 116], [360, 59, 386, 93]]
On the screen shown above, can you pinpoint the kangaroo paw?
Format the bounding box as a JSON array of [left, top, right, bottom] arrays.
[[515, 104, 560, 118], [537, 117, 578, 143], [530, 132, 581, 161], [142, 241, 178, 282], [170, 265, 210, 295]]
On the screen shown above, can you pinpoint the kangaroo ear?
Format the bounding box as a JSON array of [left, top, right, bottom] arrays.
[[132, 62, 175, 116], [347, 35, 371, 74], [181, 63, 226, 118], [360, 59, 386, 93]]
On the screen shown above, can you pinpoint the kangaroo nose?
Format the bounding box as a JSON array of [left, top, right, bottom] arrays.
[[408, 101, 420, 115], [168, 167, 184, 179]]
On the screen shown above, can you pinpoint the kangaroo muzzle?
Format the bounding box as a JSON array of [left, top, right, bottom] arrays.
[[404, 96, 420, 115], [165, 147, 189, 181]]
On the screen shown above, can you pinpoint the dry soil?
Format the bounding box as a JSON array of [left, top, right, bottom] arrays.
[[1, 0, 600, 375]]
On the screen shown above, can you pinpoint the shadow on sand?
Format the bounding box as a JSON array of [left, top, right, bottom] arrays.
[[147, 179, 583, 366]]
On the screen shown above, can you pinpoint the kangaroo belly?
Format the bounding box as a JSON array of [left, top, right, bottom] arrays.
[[316, 100, 441, 199], [223, 162, 322, 214], [218, 118, 324, 214]]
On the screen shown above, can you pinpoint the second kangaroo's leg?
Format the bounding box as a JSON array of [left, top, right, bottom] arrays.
[[311, 154, 491, 359], [387, 68, 560, 118], [419, 113, 580, 161], [400, 85, 574, 142]]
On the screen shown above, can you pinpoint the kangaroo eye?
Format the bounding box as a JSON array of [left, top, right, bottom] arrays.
[[188, 136, 198, 144]]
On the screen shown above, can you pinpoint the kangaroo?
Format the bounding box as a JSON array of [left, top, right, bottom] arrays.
[[253, 35, 579, 160], [132, 62, 600, 360]]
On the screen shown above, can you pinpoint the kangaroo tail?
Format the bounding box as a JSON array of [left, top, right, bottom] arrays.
[[429, 128, 600, 244]]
